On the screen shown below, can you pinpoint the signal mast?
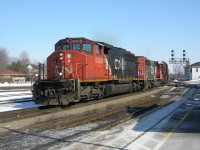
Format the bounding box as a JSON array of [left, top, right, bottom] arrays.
[[169, 50, 190, 80]]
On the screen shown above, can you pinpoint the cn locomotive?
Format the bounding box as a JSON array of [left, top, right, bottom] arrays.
[[32, 37, 168, 105]]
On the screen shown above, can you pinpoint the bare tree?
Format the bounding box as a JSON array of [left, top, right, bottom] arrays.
[[0, 47, 9, 70], [32, 59, 39, 66], [19, 50, 30, 74], [173, 64, 184, 80], [19, 51, 30, 82]]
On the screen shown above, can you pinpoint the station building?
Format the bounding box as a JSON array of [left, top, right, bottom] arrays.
[[0, 70, 25, 83], [190, 62, 200, 80]]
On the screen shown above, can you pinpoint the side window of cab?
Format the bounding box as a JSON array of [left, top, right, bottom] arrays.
[[96, 44, 101, 55], [83, 44, 92, 53]]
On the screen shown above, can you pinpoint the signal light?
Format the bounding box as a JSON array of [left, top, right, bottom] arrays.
[[171, 50, 175, 61], [183, 50, 186, 61]]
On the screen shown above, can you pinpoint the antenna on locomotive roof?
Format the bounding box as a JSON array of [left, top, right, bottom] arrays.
[[148, 48, 149, 58]]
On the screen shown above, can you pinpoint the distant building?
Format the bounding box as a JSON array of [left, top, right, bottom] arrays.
[[190, 62, 200, 80], [27, 64, 39, 83], [27, 64, 38, 74], [0, 70, 25, 83]]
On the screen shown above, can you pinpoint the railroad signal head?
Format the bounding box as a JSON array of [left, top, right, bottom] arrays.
[[171, 50, 175, 58], [183, 50, 186, 60], [183, 50, 186, 55]]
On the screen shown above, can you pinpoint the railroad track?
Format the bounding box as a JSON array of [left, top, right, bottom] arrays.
[[0, 87, 172, 124], [0, 90, 32, 104], [31, 95, 169, 150], [0, 106, 62, 123], [33, 89, 185, 149], [33, 88, 188, 150], [0, 86, 188, 150]]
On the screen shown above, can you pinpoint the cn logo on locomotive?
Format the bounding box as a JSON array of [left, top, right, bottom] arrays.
[[115, 58, 125, 70]]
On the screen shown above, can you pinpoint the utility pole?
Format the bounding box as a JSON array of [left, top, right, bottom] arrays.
[[169, 50, 190, 80]]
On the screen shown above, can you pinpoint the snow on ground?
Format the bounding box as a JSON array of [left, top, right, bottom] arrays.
[[0, 91, 32, 99], [185, 79, 200, 84], [0, 101, 37, 112], [0, 90, 37, 112], [0, 82, 32, 87]]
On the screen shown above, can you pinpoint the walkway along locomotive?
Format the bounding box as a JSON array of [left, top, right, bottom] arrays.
[[32, 37, 169, 105]]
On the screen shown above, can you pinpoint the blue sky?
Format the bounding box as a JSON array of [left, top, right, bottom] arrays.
[[0, 0, 200, 72]]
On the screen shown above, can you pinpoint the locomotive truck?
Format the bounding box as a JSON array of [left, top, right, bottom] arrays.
[[32, 37, 168, 105]]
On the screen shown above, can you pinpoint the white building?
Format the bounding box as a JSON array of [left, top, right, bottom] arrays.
[[190, 62, 200, 80]]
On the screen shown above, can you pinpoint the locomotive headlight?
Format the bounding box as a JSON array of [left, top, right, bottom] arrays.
[[59, 72, 62, 76], [60, 53, 64, 60]]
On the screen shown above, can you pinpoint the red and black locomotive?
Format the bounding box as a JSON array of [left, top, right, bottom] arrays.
[[32, 37, 168, 105]]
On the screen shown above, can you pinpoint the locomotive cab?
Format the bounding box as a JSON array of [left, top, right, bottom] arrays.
[[48, 37, 107, 80]]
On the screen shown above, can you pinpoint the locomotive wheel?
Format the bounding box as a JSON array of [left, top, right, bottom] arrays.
[[129, 86, 134, 93]]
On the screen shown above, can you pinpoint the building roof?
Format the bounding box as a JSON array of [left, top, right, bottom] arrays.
[[0, 70, 23, 75], [190, 62, 200, 67]]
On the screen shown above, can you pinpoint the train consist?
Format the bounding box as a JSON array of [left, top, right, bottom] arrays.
[[32, 37, 169, 105]]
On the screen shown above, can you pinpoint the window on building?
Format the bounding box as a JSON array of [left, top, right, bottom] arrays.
[[83, 44, 92, 53]]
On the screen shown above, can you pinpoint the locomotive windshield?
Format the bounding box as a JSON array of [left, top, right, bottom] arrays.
[[63, 44, 70, 50], [56, 44, 70, 51], [55, 37, 95, 52], [56, 43, 92, 53], [72, 44, 81, 50]]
